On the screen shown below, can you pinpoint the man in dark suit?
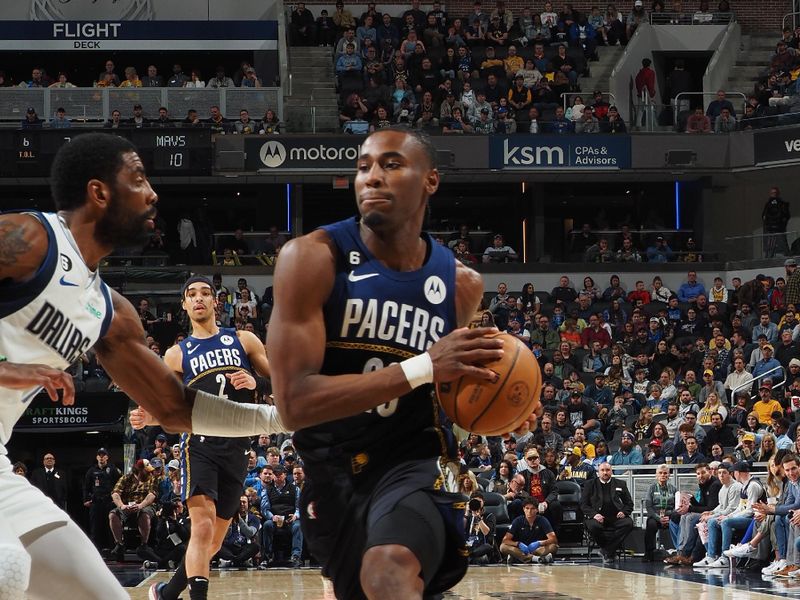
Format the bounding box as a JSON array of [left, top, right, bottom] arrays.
[[580, 461, 634, 565], [30, 451, 68, 509]]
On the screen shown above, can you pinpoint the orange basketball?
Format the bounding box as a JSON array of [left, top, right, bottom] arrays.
[[436, 333, 542, 436]]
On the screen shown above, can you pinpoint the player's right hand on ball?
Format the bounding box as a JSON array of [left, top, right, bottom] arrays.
[[0, 362, 75, 405], [428, 327, 504, 382], [129, 406, 158, 430]]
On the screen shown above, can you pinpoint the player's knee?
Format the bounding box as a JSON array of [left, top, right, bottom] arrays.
[[0, 543, 31, 597], [361, 545, 422, 597], [190, 517, 215, 544]]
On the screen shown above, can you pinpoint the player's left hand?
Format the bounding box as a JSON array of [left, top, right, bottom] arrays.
[[227, 370, 256, 390], [130, 406, 158, 430]]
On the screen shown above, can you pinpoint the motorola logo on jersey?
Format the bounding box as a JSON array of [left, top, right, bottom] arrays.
[[220, 334, 234, 346], [259, 140, 287, 168], [424, 276, 446, 305], [340, 298, 445, 352]]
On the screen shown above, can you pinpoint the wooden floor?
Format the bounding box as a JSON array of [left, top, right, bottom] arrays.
[[126, 564, 785, 599]]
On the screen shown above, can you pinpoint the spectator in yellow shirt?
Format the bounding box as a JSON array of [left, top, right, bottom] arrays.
[[752, 383, 784, 425], [504, 44, 524, 77], [119, 66, 142, 88]]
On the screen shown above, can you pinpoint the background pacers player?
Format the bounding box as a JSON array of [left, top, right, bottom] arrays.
[[137, 276, 274, 600]]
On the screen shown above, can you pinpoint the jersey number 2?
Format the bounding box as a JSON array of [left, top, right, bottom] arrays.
[[363, 357, 398, 417], [215, 373, 229, 399]]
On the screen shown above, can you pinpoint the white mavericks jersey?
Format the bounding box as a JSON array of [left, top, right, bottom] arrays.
[[0, 212, 114, 454]]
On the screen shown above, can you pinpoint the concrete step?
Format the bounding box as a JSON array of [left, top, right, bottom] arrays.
[[291, 82, 336, 90], [291, 90, 337, 99], [289, 47, 333, 55], [290, 66, 334, 73], [733, 59, 773, 66]]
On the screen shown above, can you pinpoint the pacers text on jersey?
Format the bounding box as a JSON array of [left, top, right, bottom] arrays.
[[188, 348, 243, 377], [340, 299, 445, 352]]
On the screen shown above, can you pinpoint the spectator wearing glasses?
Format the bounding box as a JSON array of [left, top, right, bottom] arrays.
[[514, 449, 561, 533]]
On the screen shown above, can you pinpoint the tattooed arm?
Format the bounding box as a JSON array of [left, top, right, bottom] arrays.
[[0, 213, 47, 282], [0, 213, 75, 404]]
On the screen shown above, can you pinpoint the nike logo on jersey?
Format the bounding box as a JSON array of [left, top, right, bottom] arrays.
[[348, 272, 379, 282], [59, 275, 79, 287], [186, 344, 202, 355]]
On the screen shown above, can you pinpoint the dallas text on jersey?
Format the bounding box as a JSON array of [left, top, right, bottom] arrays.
[[25, 301, 92, 363]]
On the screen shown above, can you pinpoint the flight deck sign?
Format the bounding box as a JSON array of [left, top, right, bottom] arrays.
[[0, 21, 278, 50]]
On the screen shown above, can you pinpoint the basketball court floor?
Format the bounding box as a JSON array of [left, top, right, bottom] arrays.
[[121, 560, 790, 599]]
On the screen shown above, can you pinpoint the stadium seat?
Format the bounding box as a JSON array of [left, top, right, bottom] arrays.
[[556, 479, 585, 551]]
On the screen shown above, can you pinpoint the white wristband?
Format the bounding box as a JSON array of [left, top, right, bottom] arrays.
[[192, 390, 289, 437], [400, 352, 434, 389]]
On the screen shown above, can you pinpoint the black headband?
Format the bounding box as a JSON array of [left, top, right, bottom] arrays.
[[181, 276, 215, 298]]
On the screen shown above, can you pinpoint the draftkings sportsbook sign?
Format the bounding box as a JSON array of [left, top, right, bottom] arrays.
[[489, 135, 631, 170]]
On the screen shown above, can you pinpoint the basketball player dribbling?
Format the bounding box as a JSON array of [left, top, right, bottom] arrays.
[[0, 133, 282, 599], [140, 276, 276, 600], [265, 128, 509, 599]]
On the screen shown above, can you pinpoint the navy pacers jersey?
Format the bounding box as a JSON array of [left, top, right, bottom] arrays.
[[293, 217, 459, 476], [179, 328, 255, 446]]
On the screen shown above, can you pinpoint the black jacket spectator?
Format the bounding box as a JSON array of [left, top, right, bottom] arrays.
[[703, 425, 737, 452], [31, 464, 68, 509], [580, 475, 634, 518], [688, 475, 722, 513]]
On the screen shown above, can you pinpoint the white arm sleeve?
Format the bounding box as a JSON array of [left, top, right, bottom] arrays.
[[191, 390, 289, 437]]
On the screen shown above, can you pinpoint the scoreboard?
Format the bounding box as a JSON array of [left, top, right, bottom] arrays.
[[3, 128, 212, 177]]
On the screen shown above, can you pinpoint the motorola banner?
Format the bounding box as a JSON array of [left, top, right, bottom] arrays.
[[247, 136, 365, 171], [489, 135, 631, 170], [754, 127, 800, 165]]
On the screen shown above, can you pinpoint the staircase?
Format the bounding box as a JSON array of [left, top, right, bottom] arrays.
[[581, 44, 626, 98], [726, 33, 776, 99], [285, 46, 340, 133]]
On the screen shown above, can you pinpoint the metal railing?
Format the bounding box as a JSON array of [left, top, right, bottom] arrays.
[[633, 89, 658, 132], [672, 91, 747, 128], [721, 230, 799, 261], [590, 463, 768, 529], [650, 11, 735, 25], [703, 19, 741, 106], [731, 364, 786, 400], [783, 11, 800, 32], [0, 87, 284, 124]]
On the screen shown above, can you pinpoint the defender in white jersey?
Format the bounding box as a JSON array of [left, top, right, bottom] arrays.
[[0, 133, 283, 599]]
